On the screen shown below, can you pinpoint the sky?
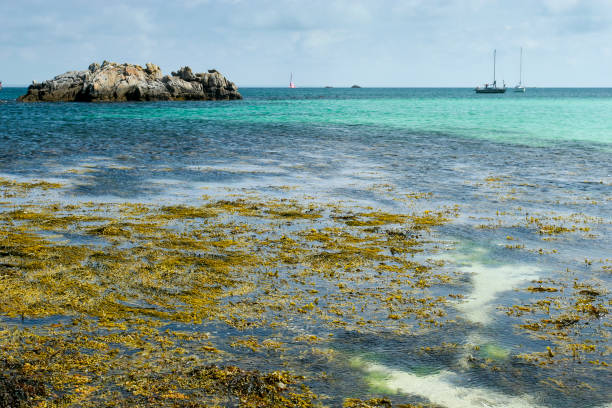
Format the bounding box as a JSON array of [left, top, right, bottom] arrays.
[[1, 0, 611, 87]]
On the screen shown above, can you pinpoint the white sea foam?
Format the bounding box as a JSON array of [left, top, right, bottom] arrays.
[[357, 359, 544, 408], [456, 263, 539, 324], [186, 164, 288, 174]]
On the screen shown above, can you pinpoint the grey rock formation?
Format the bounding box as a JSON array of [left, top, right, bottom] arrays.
[[18, 62, 242, 102]]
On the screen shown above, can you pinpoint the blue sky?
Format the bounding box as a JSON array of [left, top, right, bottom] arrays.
[[1, 0, 611, 86]]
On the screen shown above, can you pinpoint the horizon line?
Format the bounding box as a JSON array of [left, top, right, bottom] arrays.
[[3, 85, 612, 89]]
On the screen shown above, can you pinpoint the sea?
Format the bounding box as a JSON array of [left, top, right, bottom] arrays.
[[1, 87, 611, 407]]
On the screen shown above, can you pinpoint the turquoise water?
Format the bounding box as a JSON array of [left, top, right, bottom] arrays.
[[1, 87, 611, 407], [3, 87, 612, 146]]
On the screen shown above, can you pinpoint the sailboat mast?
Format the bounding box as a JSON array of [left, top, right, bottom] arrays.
[[519, 47, 522, 85], [493, 49, 496, 85], [289, 72, 296, 88]]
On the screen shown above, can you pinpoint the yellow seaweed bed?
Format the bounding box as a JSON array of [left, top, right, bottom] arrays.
[[0, 179, 456, 407], [0, 178, 609, 407]]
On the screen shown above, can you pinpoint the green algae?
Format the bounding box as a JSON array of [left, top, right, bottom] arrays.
[[479, 343, 510, 361]]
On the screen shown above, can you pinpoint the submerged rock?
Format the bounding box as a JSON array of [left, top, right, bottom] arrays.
[[343, 397, 392, 407], [18, 61, 242, 102]]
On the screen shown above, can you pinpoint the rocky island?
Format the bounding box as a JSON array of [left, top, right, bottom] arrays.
[[18, 61, 242, 102]]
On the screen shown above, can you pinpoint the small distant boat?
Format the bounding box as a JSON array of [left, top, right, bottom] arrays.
[[0, 80, 3, 91], [475, 50, 506, 94], [513, 47, 526, 93], [289, 73, 296, 89]]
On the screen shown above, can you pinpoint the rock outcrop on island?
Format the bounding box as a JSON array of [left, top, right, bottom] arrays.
[[18, 61, 242, 102]]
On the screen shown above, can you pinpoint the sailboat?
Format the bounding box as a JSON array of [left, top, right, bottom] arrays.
[[289, 73, 296, 89], [475, 49, 506, 93], [513, 47, 526, 93]]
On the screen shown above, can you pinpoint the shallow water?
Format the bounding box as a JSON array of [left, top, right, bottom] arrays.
[[0, 87, 610, 407]]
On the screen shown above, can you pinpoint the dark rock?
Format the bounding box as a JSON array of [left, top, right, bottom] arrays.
[[351, 84, 361, 88], [171, 66, 196, 81], [0, 359, 47, 408], [18, 62, 242, 102]]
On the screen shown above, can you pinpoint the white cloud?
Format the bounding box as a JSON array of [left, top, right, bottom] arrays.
[[541, 0, 581, 14]]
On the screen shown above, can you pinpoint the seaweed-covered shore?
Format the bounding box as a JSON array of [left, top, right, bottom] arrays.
[[0, 176, 609, 407], [0, 177, 453, 407]]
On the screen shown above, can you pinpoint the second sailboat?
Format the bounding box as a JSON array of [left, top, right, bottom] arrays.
[[513, 47, 526, 93]]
